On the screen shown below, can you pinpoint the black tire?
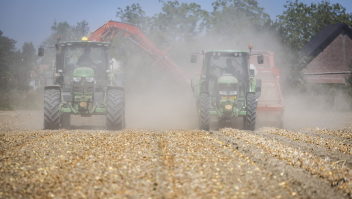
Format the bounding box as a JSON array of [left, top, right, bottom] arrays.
[[245, 93, 257, 131], [199, 93, 210, 131], [106, 89, 124, 130], [44, 89, 61, 129], [60, 113, 71, 129]]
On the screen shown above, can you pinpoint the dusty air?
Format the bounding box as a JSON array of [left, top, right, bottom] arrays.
[[1, 0, 352, 198]]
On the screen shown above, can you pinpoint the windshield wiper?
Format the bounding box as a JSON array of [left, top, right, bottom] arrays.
[[231, 57, 243, 69], [69, 49, 79, 59]]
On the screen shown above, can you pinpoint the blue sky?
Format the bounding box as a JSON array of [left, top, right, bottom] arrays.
[[0, 0, 351, 49]]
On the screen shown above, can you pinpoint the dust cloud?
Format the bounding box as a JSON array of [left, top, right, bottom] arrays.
[[120, 23, 352, 131], [123, 52, 198, 129]]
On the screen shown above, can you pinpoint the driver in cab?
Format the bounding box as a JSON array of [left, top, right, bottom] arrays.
[[77, 48, 95, 66], [224, 58, 244, 82], [224, 58, 237, 75]]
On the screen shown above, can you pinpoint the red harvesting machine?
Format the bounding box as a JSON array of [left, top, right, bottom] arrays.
[[250, 50, 284, 128]]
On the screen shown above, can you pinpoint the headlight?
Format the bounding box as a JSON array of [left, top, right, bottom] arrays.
[[85, 77, 94, 82], [73, 77, 81, 82], [219, 91, 227, 95], [229, 91, 237, 95]]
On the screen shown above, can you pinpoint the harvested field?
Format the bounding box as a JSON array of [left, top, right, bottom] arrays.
[[1, 111, 352, 198]]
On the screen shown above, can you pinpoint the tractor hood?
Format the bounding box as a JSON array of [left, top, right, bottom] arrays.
[[218, 75, 238, 85], [73, 67, 94, 77]]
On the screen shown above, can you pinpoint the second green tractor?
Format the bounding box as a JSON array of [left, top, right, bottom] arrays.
[[191, 48, 262, 131]]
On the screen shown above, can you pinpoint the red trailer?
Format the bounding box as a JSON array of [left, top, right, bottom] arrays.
[[249, 50, 285, 128]]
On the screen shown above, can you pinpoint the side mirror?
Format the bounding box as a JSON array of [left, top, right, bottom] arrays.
[[191, 54, 197, 63], [257, 54, 264, 64], [38, 47, 44, 56]]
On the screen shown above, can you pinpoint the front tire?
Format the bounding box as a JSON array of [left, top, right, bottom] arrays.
[[44, 89, 61, 129], [199, 93, 210, 131], [246, 93, 257, 131], [106, 89, 124, 130]]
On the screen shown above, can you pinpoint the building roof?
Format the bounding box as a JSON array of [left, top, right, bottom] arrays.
[[204, 50, 248, 53], [300, 22, 352, 59]]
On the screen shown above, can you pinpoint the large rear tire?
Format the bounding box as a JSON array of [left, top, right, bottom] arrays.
[[246, 93, 257, 131], [199, 93, 210, 131], [44, 89, 61, 129], [60, 113, 71, 129], [106, 89, 124, 130]]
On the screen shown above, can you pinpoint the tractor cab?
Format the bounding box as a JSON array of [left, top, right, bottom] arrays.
[[203, 51, 249, 100], [58, 39, 110, 91]]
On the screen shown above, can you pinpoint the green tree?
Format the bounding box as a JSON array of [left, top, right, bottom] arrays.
[[116, 3, 150, 32], [40, 20, 90, 65], [14, 42, 37, 90], [202, 0, 271, 37], [276, 0, 352, 51], [49, 20, 90, 43], [0, 30, 17, 90], [75, 20, 89, 39], [149, 1, 206, 45]]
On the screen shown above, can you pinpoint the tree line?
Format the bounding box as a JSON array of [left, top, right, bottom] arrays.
[[0, 20, 89, 109], [114, 0, 352, 90], [116, 0, 352, 50]]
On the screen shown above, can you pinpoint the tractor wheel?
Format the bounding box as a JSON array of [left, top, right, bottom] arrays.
[[245, 93, 257, 131], [44, 89, 61, 129], [60, 113, 71, 129], [106, 89, 124, 130], [199, 93, 210, 131]]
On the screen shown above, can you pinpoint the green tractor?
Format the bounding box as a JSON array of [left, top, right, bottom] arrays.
[[38, 37, 125, 130], [191, 47, 262, 131]]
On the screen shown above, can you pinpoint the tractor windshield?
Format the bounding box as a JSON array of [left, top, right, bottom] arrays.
[[203, 52, 248, 79], [64, 46, 105, 76], [204, 52, 248, 97], [209, 55, 245, 77]]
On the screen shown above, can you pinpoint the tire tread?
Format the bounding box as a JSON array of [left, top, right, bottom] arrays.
[[106, 89, 125, 130], [44, 89, 60, 129], [199, 93, 210, 131], [246, 93, 257, 131]]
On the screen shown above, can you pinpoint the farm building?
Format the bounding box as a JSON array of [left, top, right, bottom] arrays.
[[300, 22, 352, 84]]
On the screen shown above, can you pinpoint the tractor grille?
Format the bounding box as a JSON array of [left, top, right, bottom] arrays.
[[218, 83, 237, 91], [73, 79, 94, 93]]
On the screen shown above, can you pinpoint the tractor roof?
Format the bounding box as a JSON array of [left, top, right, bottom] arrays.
[[58, 41, 110, 47], [205, 50, 248, 53]]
